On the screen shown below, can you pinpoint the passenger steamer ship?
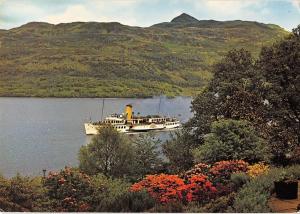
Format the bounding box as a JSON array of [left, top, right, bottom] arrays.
[[84, 104, 181, 135]]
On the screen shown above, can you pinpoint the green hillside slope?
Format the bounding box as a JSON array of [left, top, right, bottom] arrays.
[[0, 13, 289, 97]]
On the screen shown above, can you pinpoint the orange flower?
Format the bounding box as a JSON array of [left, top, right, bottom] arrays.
[[130, 174, 185, 203]]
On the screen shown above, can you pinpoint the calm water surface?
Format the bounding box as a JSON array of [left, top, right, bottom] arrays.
[[0, 97, 192, 177]]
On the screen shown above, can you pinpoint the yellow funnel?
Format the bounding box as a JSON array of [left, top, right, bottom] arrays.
[[125, 104, 133, 120]]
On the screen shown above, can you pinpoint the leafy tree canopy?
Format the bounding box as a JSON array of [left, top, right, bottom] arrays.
[[193, 119, 271, 164], [188, 26, 300, 164]]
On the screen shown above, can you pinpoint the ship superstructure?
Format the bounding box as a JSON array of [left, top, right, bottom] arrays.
[[84, 104, 181, 135]]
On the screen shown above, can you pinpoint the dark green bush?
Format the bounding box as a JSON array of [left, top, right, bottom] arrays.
[[116, 190, 156, 212], [96, 190, 155, 212], [91, 174, 156, 212], [153, 201, 184, 213], [186, 192, 236, 213], [230, 172, 250, 190]]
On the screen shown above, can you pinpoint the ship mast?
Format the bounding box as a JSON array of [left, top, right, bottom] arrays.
[[101, 98, 105, 121], [158, 95, 162, 115]]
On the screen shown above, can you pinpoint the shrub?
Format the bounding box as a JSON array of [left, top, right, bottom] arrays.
[[123, 190, 156, 212], [185, 175, 217, 203], [193, 119, 271, 164], [183, 160, 249, 182], [232, 165, 300, 212], [182, 160, 249, 196], [43, 167, 93, 212], [90, 174, 130, 212], [186, 192, 236, 213], [153, 201, 184, 213], [209, 160, 249, 183], [0, 174, 46, 212], [130, 174, 185, 203], [130, 173, 218, 205], [182, 163, 210, 180], [230, 173, 250, 190], [247, 162, 269, 178], [96, 190, 155, 212]]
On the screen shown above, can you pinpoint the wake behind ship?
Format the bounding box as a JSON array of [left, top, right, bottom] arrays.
[[84, 104, 181, 135]]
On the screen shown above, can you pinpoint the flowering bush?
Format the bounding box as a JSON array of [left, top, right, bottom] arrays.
[[185, 175, 217, 202], [247, 162, 269, 178], [130, 173, 217, 204], [182, 160, 249, 196], [130, 161, 250, 205], [130, 174, 185, 203], [44, 167, 93, 212], [209, 160, 249, 181], [183, 163, 210, 180], [183, 160, 249, 183]]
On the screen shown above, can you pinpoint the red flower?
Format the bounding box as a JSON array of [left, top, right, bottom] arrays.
[[58, 177, 66, 184]]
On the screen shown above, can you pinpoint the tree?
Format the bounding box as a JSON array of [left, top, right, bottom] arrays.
[[193, 119, 271, 164], [188, 33, 300, 164], [187, 49, 269, 143], [257, 26, 300, 163], [78, 126, 135, 178], [162, 130, 199, 173], [131, 134, 163, 179], [79, 127, 165, 180]]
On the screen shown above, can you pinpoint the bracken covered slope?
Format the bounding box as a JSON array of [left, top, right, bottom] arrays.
[[0, 13, 289, 97]]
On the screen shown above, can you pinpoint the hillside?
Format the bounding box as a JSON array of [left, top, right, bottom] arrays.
[[0, 13, 289, 97]]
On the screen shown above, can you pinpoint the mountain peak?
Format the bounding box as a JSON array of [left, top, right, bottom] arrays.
[[171, 13, 199, 23]]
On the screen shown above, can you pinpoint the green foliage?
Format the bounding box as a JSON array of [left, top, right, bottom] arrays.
[[91, 174, 155, 212], [231, 165, 300, 213], [120, 190, 156, 212], [185, 192, 236, 213], [79, 128, 164, 180], [131, 134, 163, 179], [78, 126, 135, 178], [188, 49, 269, 144], [193, 119, 271, 164], [163, 130, 199, 173], [230, 173, 250, 190], [153, 201, 184, 213], [0, 18, 287, 97], [189, 28, 300, 164], [257, 25, 300, 163], [91, 174, 129, 212]]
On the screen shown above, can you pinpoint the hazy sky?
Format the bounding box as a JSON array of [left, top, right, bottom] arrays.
[[0, 0, 299, 31]]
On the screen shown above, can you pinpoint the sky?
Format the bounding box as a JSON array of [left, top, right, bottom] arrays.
[[0, 0, 299, 31]]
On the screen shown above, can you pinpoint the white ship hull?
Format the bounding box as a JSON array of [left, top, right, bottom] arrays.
[[84, 123, 129, 135], [130, 123, 165, 132], [84, 123, 99, 135], [165, 121, 181, 129]]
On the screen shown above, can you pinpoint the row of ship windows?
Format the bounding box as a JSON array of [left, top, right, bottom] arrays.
[[101, 125, 126, 129], [116, 126, 127, 129], [105, 121, 123, 124]]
